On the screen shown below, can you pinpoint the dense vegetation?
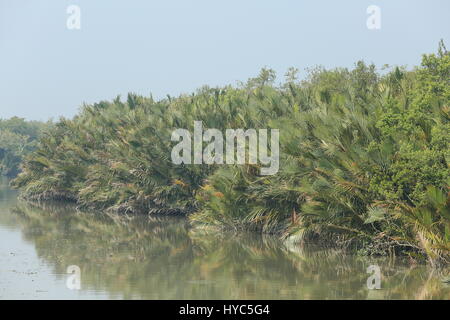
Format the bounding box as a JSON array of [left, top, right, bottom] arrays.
[[0, 117, 50, 177], [12, 43, 449, 265]]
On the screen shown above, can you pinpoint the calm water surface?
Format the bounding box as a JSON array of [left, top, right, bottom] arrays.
[[0, 178, 448, 300]]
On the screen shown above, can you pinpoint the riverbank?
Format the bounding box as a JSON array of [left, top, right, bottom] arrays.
[[11, 44, 450, 266]]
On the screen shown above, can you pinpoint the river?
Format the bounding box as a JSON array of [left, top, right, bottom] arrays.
[[0, 178, 448, 299]]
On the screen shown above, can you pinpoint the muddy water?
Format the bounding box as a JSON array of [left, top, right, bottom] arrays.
[[0, 178, 448, 299]]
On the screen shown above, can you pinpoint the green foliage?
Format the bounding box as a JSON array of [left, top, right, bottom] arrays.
[[11, 43, 450, 265], [0, 117, 50, 177]]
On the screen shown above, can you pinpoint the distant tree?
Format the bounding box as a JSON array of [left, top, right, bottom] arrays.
[[246, 67, 277, 88], [0, 117, 50, 177]]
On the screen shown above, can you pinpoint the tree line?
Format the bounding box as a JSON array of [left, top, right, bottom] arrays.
[[0, 117, 51, 177], [11, 42, 450, 265]]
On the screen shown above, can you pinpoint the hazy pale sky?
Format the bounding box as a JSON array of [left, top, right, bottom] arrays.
[[1, 0, 449, 120]]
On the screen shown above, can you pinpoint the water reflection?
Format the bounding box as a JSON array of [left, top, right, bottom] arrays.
[[0, 172, 448, 300], [0, 197, 445, 300]]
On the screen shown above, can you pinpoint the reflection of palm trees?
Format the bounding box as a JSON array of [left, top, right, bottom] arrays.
[[10, 201, 450, 300]]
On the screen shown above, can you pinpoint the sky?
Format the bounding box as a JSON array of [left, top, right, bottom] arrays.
[[0, 0, 449, 121]]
